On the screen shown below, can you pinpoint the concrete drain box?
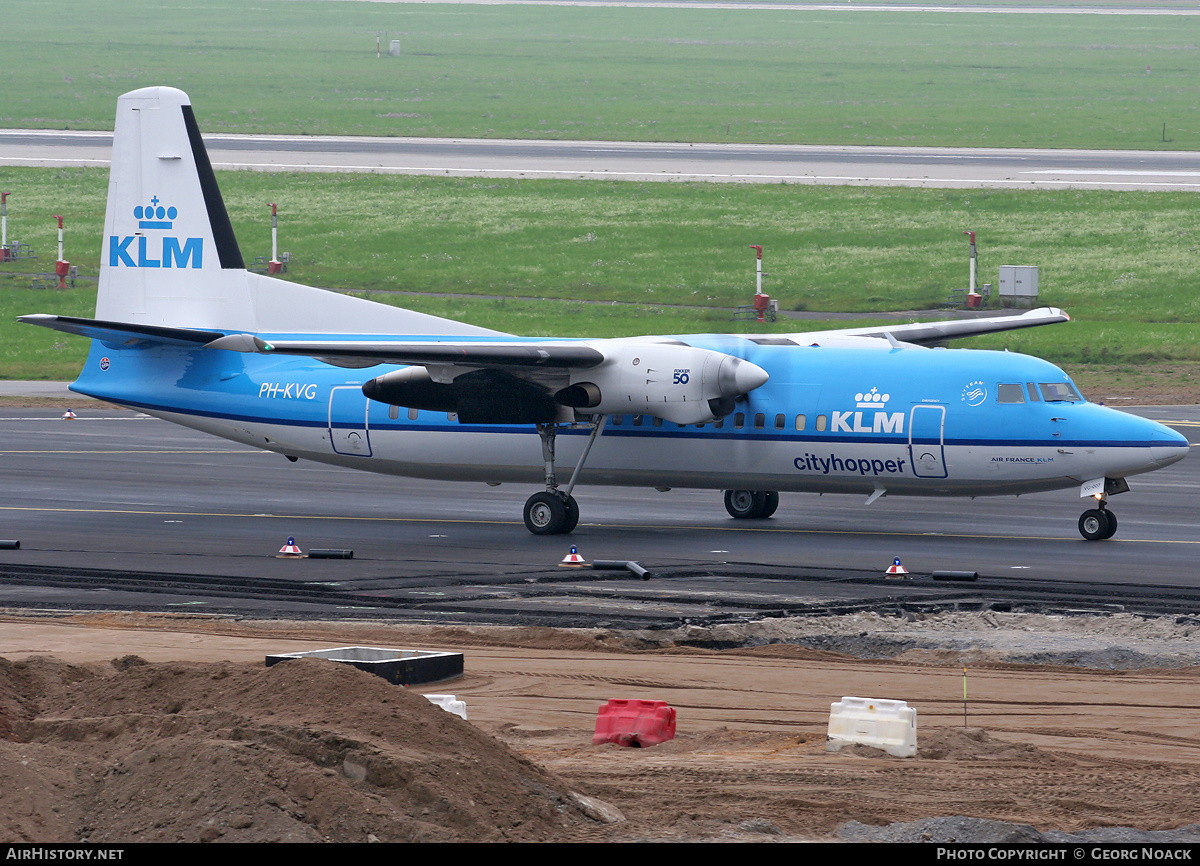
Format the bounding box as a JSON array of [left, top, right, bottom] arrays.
[[265, 646, 464, 686]]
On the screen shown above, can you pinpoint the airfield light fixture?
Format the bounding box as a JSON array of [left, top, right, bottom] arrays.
[[963, 230, 977, 294], [268, 203, 282, 274], [51, 215, 68, 289]]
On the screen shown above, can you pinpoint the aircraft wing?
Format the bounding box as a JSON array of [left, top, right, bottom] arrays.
[[204, 305, 1070, 366], [782, 306, 1070, 346], [204, 334, 608, 369], [205, 332, 769, 426]]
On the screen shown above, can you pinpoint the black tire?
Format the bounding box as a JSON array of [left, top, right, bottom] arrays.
[[524, 492, 569, 535], [562, 495, 580, 534], [761, 491, 780, 519], [724, 489, 767, 519], [1100, 510, 1118, 540], [1079, 509, 1111, 541]]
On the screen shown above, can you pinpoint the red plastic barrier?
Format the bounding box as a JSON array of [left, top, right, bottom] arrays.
[[592, 699, 676, 747]]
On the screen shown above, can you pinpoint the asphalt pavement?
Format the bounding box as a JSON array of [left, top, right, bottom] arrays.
[[0, 403, 1194, 625]]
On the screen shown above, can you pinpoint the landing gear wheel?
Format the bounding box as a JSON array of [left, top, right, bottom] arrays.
[[562, 495, 580, 534], [1100, 510, 1117, 539], [761, 491, 780, 519], [1079, 508, 1117, 541], [724, 489, 768, 519], [525, 492, 569, 535]]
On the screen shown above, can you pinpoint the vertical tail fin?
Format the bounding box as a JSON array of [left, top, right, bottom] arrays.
[[97, 86, 254, 328], [95, 87, 498, 337]]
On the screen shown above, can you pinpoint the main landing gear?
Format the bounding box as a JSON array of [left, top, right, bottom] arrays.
[[723, 489, 779, 520], [1078, 503, 1118, 541], [522, 417, 607, 535]]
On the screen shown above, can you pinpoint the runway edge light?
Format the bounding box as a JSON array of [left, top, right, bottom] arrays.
[[277, 536, 305, 558], [559, 545, 587, 568], [885, 557, 909, 578]]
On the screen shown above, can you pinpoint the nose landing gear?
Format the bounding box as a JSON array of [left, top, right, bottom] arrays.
[[1079, 503, 1118, 541], [1077, 478, 1129, 541]]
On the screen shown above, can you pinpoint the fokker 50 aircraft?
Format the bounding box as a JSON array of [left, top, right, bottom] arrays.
[[21, 88, 1191, 540]]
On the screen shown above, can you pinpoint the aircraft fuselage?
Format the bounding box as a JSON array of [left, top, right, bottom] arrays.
[[72, 335, 1188, 502]]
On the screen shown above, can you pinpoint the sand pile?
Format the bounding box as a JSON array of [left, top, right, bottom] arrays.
[[0, 655, 613, 842]]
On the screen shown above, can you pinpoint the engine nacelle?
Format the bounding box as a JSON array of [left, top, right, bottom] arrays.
[[363, 366, 562, 424], [555, 342, 768, 426]]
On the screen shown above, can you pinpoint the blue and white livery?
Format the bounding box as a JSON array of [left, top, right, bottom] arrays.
[[21, 87, 1190, 540]]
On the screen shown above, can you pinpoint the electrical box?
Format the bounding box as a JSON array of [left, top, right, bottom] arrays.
[[998, 265, 1038, 303]]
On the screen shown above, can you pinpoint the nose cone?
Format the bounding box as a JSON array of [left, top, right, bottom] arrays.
[[1150, 426, 1191, 468], [718, 356, 769, 397]]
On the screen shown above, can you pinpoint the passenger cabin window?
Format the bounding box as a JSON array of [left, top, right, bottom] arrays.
[[612, 415, 623, 425], [1039, 382, 1082, 403], [795, 414, 806, 431], [997, 384, 1025, 404], [652, 417, 663, 427], [775, 414, 786, 430], [632, 415, 644, 426], [754, 413, 765, 429], [714, 418, 724, 429], [816, 414, 828, 432], [734, 413, 745, 429], [408, 407, 419, 421], [388, 405, 400, 420]]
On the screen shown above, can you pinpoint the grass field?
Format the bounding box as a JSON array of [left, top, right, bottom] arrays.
[[5, 1, 1200, 149], [3, 165, 1199, 380], [4, 2, 1199, 390]]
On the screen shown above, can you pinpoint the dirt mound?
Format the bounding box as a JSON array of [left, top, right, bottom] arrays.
[[917, 727, 1065, 763], [0, 656, 612, 842]]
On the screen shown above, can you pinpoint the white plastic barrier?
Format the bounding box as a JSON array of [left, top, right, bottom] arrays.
[[827, 696, 917, 758], [424, 694, 468, 720]]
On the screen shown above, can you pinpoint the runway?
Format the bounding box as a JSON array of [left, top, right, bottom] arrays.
[[0, 406, 1195, 625], [4, 130, 1200, 190]]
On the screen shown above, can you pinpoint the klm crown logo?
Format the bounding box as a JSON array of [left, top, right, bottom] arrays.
[[855, 387, 890, 409], [134, 196, 178, 229], [109, 195, 203, 270], [831, 385, 903, 435]]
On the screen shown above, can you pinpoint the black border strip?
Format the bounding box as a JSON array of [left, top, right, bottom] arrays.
[[181, 104, 245, 270]]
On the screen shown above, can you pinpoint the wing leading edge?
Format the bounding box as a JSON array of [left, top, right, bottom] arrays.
[[783, 306, 1069, 346]]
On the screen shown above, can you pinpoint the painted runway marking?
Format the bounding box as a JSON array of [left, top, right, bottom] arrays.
[[0, 449, 262, 454], [0, 504, 1196, 544]]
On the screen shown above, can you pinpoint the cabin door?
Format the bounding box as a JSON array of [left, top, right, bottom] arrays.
[[908, 404, 947, 479], [329, 385, 373, 457]]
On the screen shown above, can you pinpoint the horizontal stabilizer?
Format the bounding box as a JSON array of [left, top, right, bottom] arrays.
[[19, 314, 224, 347]]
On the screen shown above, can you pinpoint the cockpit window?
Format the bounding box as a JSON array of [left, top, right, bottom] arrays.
[[997, 384, 1025, 404], [1038, 382, 1082, 403]]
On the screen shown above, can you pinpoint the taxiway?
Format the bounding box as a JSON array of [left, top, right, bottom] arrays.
[[0, 405, 1194, 625]]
